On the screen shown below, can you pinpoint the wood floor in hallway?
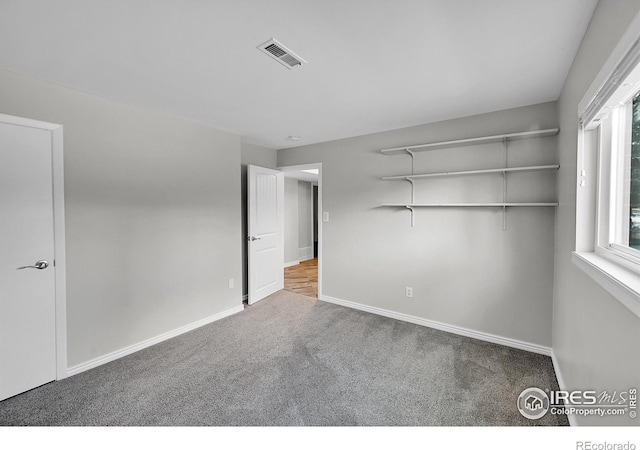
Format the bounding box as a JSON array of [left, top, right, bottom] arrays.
[[284, 258, 318, 298]]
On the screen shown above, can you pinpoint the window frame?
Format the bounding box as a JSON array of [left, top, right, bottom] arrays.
[[594, 99, 640, 271], [574, 13, 640, 319]]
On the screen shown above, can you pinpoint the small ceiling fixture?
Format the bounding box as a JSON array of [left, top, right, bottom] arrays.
[[257, 38, 307, 70], [287, 135, 301, 141]]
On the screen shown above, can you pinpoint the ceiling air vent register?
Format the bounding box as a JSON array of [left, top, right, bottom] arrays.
[[257, 38, 307, 70]]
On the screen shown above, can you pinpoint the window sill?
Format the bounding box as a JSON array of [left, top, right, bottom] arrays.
[[572, 251, 640, 319]]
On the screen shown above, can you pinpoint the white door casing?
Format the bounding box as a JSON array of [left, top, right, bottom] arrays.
[[247, 165, 284, 304], [0, 114, 67, 401]]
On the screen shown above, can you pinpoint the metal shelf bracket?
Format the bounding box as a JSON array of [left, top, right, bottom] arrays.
[[404, 177, 416, 203], [502, 137, 508, 231], [405, 205, 415, 228], [404, 148, 416, 175]]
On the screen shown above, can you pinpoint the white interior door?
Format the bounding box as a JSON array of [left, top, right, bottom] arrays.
[[247, 165, 284, 304], [0, 119, 58, 401]]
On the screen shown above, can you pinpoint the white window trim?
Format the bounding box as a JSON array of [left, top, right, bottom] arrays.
[[574, 10, 640, 320]]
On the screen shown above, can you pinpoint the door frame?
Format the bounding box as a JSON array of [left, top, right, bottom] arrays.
[[278, 163, 323, 299], [0, 113, 67, 380]]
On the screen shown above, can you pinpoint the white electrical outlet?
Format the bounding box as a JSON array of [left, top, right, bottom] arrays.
[[405, 287, 413, 298], [323, 211, 330, 222], [228, 278, 235, 289]]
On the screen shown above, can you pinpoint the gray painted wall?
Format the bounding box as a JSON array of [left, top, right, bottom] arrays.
[[278, 102, 558, 348], [0, 71, 243, 368], [298, 181, 313, 252], [553, 0, 640, 426], [284, 179, 314, 264], [240, 142, 278, 297], [313, 185, 319, 245], [284, 177, 300, 264]]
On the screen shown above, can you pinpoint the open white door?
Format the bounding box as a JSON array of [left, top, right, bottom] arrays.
[[247, 165, 284, 305], [0, 114, 66, 401]]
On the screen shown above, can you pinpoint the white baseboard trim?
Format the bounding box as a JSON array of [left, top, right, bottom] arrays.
[[284, 260, 300, 268], [319, 295, 552, 357], [551, 350, 578, 426], [67, 304, 245, 377], [298, 246, 313, 261]]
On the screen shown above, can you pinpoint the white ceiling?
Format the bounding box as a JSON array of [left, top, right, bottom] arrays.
[[0, 0, 598, 149]]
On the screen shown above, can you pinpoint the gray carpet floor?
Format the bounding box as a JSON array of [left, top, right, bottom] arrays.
[[0, 290, 567, 426]]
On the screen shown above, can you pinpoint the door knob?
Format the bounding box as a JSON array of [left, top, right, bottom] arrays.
[[16, 260, 49, 270], [247, 236, 261, 241]]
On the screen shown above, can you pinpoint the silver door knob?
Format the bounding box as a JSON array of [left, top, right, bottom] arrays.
[[247, 236, 261, 241], [16, 260, 49, 270]]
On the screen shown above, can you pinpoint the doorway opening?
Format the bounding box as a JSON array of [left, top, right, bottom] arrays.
[[279, 163, 322, 299]]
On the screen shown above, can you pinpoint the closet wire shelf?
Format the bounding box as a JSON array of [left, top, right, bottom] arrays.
[[380, 128, 560, 228]]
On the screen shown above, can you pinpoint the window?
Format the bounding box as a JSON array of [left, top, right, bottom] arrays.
[[629, 94, 640, 250], [587, 56, 640, 269], [574, 25, 640, 319]]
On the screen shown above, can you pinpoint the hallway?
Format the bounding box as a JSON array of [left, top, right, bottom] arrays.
[[283, 258, 318, 298]]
